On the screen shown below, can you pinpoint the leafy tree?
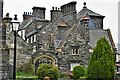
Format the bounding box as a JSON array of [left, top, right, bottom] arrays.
[[36, 64, 58, 80], [72, 65, 86, 79], [86, 37, 115, 80]]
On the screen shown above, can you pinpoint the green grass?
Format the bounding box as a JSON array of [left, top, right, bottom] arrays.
[[16, 72, 38, 79]]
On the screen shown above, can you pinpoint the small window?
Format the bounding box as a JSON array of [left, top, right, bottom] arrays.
[[72, 49, 79, 55], [34, 34, 36, 42], [31, 36, 33, 43], [26, 38, 29, 43]]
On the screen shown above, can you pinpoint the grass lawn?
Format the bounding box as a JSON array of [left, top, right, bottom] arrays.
[[16, 72, 38, 79]]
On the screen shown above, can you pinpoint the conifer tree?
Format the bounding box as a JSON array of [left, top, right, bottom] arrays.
[[86, 37, 115, 80]]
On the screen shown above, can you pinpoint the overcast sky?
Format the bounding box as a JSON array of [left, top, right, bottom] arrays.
[[3, 0, 119, 43]]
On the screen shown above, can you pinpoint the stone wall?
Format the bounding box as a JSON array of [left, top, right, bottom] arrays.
[[6, 32, 32, 66]]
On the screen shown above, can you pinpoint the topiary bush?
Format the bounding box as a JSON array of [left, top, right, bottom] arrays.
[[36, 64, 58, 80], [86, 37, 115, 80], [72, 65, 86, 79]]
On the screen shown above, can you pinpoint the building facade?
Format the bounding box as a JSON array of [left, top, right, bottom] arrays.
[[18, 1, 116, 74]]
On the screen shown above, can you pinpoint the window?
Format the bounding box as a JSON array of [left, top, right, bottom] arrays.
[[32, 36, 34, 43], [34, 34, 36, 42], [26, 38, 29, 43], [31, 36, 33, 43], [72, 49, 79, 55], [33, 46, 36, 52], [22, 30, 25, 40], [70, 63, 79, 71], [18, 30, 25, 40]]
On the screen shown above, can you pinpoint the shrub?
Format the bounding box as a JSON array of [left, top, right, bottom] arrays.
[[72, 65, 86, 79], [36, 64, 58, 80]]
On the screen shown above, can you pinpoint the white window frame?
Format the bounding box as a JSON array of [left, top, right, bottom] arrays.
[[26, 38, 29, 43], [34, 34, 36, 42], [22, 30, 25, 40], [31, 36, 33, 43], [72, 48, 79, 55]]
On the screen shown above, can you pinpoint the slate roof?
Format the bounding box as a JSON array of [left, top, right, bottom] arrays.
[[88, 17, 97, 29], [89, 29, 114, 49], [19, 19, 33, 30], [19, 18, 49, 31], [77, 4, 105, 19]]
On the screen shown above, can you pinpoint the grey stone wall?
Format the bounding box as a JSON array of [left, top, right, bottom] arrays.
[[6, 32, 32, 66]]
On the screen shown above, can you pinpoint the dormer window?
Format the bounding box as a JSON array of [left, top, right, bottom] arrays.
[[71, 44, 80, 55]]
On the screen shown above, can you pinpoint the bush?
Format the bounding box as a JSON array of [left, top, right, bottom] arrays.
[[36, 64, 58, 80], [72, 65, 86, 79]]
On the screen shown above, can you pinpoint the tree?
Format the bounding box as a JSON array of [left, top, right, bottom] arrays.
[[72, 65, 86, 79], [36, 64, 58, 80], [86, 37, 115, 80]]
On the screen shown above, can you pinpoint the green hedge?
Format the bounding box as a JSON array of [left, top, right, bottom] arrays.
[[72, 65, 86, 79], [36, 64, 58, 80]]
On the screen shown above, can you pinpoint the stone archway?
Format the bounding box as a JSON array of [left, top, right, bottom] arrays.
[[33, 54, 57, 74]]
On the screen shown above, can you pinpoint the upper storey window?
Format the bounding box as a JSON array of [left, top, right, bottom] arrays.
[[72, 48, 79, 55]]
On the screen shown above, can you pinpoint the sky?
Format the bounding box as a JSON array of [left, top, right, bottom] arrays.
[[3, 0, 119, 44]]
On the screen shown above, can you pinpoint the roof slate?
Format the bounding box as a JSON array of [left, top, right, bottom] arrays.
[[77, 7, 104, 19], [89, 29, 112, 49]]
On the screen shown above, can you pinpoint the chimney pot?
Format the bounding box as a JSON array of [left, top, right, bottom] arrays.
[[52, 7, 54, 10], [55, 7, 57, 10]]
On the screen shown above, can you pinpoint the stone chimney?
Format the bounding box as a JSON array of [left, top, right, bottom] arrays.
[[23, 12, 32, 20], [32, 6, 46, 19], [50, 7, 63, 21], [60, 1, 77, 19]]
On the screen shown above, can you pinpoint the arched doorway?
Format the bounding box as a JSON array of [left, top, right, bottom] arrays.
[[33, 54, 56, 74]]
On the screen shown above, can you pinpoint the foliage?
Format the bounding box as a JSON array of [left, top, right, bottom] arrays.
[[36, 64, 58, 80], [17, 59, 34, 74], [72, 65, 86, 79], [59, 73, 70, 78], [86, 37, 115, 80]]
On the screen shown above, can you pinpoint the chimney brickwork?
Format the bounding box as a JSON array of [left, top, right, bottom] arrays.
[[50, 7, 63, 21], [60, 1, 77, 19], [23, 12, 32, 20], [32, 7, 46, 19]]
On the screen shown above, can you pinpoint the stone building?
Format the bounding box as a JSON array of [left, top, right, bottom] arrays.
[[18, 1, 116, 73], [1, 13, 33, 79]]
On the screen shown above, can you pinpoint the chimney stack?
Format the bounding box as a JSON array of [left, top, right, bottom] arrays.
[[32, 6, 46, 19], [23, 12, 32, 20], [60, 1, 77, 17], [50, 7, 62, 21]]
